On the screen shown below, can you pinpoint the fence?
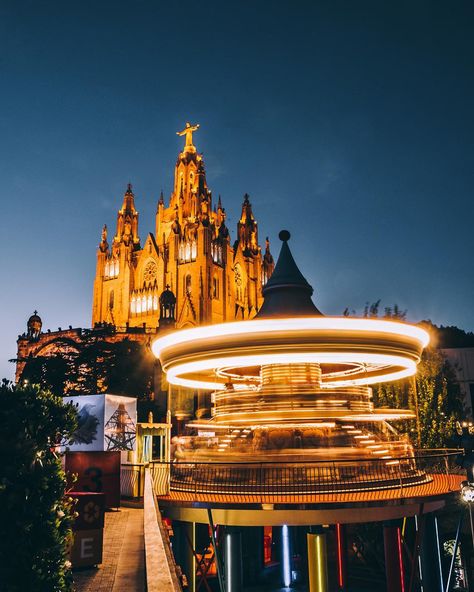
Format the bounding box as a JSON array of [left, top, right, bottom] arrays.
[[149, 449, 462, 499], [121, 463, 145, 497]]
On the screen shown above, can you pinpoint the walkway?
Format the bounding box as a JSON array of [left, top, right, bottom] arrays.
[[73, 505, 145, 592]]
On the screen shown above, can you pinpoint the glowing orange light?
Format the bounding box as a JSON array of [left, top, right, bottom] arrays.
[[152, 317, 430, 356], [336, 524, 344, 588], [397, 527, 406, 592], [152, 316, 429, 392]]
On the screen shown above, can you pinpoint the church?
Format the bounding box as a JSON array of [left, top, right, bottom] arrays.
[[15, 124, 274, 419], [92, 122, 274, 330]]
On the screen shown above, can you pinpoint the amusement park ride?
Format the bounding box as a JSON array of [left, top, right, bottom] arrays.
[[152, 231, 465, 592]]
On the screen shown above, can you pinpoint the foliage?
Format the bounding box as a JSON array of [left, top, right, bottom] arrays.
[[18, 335, 155, 400], [343, 300, 407, 320], [0, 381, 78, 591], [20, 353, 73, 397], [344, 301, 465, 447], [373, 344, 463, 447]]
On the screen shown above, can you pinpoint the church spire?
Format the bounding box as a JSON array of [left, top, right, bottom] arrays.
[[114, 183, 140, 248], [99, 224, 109, 253], [262, 236, 274, 285], [237, 193, 258, 256]]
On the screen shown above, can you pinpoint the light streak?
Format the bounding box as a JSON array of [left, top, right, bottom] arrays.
[[336, 524, 344, 588], [282, 525, 291, 587], [226, 534, 232, 592], [315, 534, 326, 592], [162, 352, 418, 391], [397, 527, 406, 592], [152, 317, 430, 357]]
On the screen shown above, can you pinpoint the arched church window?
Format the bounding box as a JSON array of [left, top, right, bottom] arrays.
[[147, 293, 153, 312], [211, 242, 223, 265], [131, 296, 136, 314], [213, 276, 219, 299], [109, 290, 114, 310], [153, 293, 159, 311], [113, 259, 119, 277], [136, 296, 142, 314], [141, 295, 146, 312], [179, 239, 197, 263]]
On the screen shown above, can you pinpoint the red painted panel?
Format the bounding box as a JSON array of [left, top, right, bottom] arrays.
[[70, 491, 106, 531], [66, 451, 121, 508]]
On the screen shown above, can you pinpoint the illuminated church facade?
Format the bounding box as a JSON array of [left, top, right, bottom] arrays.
[[92, 122, 274, 331]]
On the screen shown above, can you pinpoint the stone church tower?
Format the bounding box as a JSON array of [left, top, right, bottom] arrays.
[[91, 123, 274, 331]]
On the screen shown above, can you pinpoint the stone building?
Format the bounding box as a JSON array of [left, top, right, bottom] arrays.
[[15, 123, 274, 421], [92, 122, 274, 330]]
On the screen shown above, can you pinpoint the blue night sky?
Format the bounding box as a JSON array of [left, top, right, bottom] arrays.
[[1, 1, 473, 379]]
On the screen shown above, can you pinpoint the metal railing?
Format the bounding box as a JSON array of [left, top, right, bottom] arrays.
[[121, 463, 145, 497], [149, 449, 462, 499]]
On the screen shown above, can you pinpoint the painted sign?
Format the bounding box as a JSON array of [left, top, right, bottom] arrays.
[[70, 529, 103, 568], [64, 394, 137, 452], [71, 492, 106, 531], [66, 451, 121, 508]]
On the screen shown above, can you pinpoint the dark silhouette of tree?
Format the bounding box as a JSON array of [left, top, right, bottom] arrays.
[[108, 339, 154, 399], [421, 320, 474, 349], [20, 353, 75, 396], [16, 333, 156, 405]]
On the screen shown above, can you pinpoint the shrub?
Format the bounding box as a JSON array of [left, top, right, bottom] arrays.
[[0, 381, 77, 591]]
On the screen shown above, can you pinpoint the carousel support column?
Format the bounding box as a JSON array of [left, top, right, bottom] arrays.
[[174, 521, 196, 592], [224, 528, 243, 592], [208, 509, 225, 592], [165, 386, 172, 495], [444, 511, 464, 592], [418, 514, 443, 592], [282, 525, 292, 587], [307, 529, 329, 592], [183, 522, 196, 592], [336, 524, 347, 590], [166, 385, 172, 462], [383, 521, 405, 592]]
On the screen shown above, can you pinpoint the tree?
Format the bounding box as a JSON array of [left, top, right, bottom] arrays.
[[373, 343, 463, 447], [73, 334, 118, 395], [0, 381, 78, 591], [344, 302, 465, 447], [20, 353, 74, 397], [17, 333, 155, 401]]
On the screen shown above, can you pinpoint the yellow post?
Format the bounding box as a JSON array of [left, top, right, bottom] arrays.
[[307, 532, 328, 592]]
